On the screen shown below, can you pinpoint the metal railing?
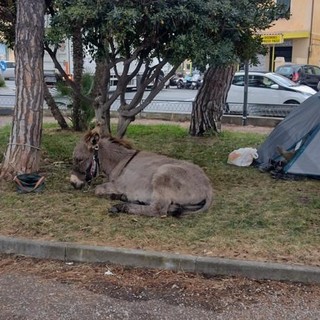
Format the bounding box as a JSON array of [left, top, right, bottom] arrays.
[[111, 99, 193, 114], [225, 102, 299, 118], [1, 94, 298, 118], [0, 95, 15, 107]]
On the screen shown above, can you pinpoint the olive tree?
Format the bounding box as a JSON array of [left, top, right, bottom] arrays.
[[49, 0, 287, 137], [49, 0, 203, 137]]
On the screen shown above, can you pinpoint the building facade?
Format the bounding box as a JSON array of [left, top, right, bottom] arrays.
[[259, 0, 320, 71], [2, 0, 319, 74]]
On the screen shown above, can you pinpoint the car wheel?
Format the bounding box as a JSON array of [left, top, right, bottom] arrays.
[[284, 100, 300, 104], [177, 80, 184, 89]]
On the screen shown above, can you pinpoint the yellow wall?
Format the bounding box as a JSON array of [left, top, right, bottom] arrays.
[[7, 49, 14, 61], [261, 0, 320, 67], [310, 0, 320, 65], [293, 38, 310, 64], [268, 0, 313, 33]]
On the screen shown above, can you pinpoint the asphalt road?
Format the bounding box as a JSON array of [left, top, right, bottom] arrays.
[[1, 273, 220, 320], [1, 254, 320, 320], [0, 80, 197, 107]]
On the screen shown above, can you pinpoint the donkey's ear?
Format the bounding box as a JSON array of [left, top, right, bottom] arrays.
[[84, 128, 100, 148], [91, 125, 102, 145], [90, 132, 100, 146]]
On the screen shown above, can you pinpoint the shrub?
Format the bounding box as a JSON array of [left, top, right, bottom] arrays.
[[0, 75, 5, 87]]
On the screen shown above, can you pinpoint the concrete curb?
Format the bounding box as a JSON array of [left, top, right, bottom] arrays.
[[1, 235, 320, 284]]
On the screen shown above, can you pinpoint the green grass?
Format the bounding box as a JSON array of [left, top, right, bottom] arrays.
[[0, 122, 319, 266]]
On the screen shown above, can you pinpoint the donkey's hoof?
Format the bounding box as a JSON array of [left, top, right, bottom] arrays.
[[109, 203, 128, 214], [109, 193, 128, 202], [108, 207, 119, 216], [95, 186, 106, 197], [119, 194, 128, 202]]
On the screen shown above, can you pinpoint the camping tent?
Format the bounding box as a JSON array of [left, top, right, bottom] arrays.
[[255, 91, 320, 178]]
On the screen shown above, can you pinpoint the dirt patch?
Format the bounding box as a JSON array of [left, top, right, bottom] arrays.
[[1, 253, 320, 312]]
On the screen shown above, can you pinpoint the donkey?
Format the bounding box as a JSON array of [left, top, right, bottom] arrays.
[[70, 129, 213, 217]]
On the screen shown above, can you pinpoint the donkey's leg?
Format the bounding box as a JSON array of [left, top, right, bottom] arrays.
[[95, 182, 127, 201], [110, 199, 171, 217], [112, 172, 186, 216]]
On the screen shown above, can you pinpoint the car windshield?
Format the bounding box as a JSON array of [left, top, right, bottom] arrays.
[[267, 73, 298, 87]]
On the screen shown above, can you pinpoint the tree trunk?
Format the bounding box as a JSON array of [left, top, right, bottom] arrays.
[[43, 82, 69, 130], [115, 66, 178, 138], [189, 65, 236, 136], [92, 59, 112, 136], [0, 0, 46, 180], [71, 26, 84, 131], [117, 111, 135, 138]]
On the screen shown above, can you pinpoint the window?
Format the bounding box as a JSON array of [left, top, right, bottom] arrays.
[[261, 76, 275, 88], [277, 66, 291, 76], [249, 76, 266, 88], [232, 75, 244, 86], [232, 75, 275, 88], [313, 66, 320, 76], [277, 0, 291, 15], [303, 66, 313, 75]]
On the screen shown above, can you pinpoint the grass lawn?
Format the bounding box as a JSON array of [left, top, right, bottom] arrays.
[[0, 123, 319, 266]]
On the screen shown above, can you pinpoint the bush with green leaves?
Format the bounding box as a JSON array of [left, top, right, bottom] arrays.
[[56, 72, 95, 128], [0, 75, 5, 87]]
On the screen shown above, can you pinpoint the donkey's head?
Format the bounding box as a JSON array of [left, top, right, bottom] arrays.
[[70, 129, 101, 190]]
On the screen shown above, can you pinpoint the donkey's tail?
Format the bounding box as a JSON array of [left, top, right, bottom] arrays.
[[168, 198, 212, 217], [168, 184, 213, 217]]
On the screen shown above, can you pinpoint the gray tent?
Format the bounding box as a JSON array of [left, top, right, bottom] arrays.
[[255, 92, 320, 178]]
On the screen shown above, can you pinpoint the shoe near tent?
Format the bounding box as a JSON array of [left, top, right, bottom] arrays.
[[255, 92, 320, 178]]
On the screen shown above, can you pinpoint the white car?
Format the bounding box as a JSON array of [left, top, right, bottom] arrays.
[[226, 72, 316, 116], [1, 61, 57, 85], [1, 61, 15, 80]]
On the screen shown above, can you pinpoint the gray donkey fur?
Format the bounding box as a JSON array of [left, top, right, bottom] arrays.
[[70, 129, 213, 217]]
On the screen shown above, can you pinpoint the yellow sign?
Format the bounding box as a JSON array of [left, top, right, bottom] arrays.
[[261, 34, 284, 45]]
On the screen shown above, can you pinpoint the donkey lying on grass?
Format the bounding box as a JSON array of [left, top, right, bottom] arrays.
[[70, 129, 213, 217]]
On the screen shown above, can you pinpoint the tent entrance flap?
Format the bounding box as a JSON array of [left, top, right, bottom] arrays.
[[256, 92, 320, 178], [284, 124, 320, 177]]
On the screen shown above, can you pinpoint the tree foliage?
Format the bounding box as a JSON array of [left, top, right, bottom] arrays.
[[1, 0, 289, 137], [0, 0, 16, 47], [47, 0, 208, 136], [189, 0, 288, 136], [186, 0, 288, 69]]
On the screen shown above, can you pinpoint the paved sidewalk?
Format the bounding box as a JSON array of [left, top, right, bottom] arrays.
[[0, 82, 15, 95], [1, 235, 319, 284]]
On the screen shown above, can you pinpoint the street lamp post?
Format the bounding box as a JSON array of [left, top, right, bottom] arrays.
[[242, 61, 249, 126]]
